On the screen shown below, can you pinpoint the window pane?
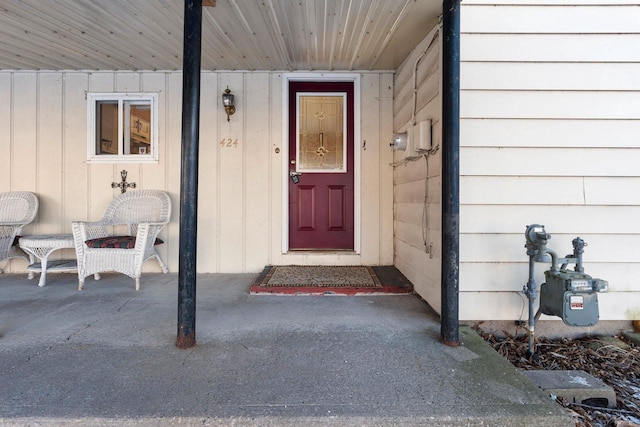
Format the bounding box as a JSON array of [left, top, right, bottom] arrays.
[[128, 103, 151, 155], [96, 101, 118, 154], [297, 95, 345, 171], [88, 93, 157, 163]]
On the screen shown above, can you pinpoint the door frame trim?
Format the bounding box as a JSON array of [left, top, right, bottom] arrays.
[[281, 73, 361, 254]]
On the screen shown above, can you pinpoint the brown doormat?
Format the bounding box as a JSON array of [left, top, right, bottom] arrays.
[[250, 265, 413, 295]]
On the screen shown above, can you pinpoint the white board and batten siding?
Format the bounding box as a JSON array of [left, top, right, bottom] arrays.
[[0, 71, 394, 274], [460, 1, 640, 321], [393, 23, 443, 310]]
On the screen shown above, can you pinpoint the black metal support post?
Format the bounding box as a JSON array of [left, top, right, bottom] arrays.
[[441, 0, 461, 346], [176, 0, 203, 349]]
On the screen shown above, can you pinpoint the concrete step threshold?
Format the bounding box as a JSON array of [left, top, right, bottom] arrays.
[[521, 369, 617, 408]]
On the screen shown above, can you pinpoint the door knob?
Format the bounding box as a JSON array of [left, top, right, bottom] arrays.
[[289, 170, 302, 184]]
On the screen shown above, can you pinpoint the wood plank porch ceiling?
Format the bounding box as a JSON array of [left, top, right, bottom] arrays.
[[0, 0, 440, 72]]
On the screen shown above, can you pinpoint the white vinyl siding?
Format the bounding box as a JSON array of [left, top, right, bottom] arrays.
[[458, 1, 640, 321], [392, 24, 443, 309]]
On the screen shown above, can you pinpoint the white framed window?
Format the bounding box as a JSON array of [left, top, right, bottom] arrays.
[[87, 93, 159, 163]]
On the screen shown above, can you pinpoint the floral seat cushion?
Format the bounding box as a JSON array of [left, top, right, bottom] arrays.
[[85, 236, 164, 249]]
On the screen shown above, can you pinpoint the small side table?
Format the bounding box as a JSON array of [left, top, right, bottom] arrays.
[[19, 234, 77, 287]]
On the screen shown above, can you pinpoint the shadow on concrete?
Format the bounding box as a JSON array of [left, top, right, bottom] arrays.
[[0, 272, 570, 426]]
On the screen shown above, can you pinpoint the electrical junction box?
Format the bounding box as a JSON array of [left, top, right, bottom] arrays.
[[390, 120, 432, 159], [404, 126, 416, 159], [539, 270, 608, 327], [411, 120, 432, 153]]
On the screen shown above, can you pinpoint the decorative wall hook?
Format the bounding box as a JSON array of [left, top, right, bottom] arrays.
[[111, 170, 137, 193]]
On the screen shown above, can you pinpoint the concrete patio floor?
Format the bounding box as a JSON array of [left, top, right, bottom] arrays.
[[0, 272, 571, 426]]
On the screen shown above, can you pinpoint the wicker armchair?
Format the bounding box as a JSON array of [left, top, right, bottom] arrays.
[[0, 192, 39, 272], [72, 190, 171, 290]]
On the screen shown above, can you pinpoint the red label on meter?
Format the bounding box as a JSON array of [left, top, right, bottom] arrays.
[[570, 295, 584, 310]]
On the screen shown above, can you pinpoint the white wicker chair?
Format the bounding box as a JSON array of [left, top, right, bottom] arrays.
[[72, 190, 171, 290], [0, 192, 39, 273]]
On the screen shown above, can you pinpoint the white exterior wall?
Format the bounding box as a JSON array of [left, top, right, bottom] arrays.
[[392, 25, 443, 312], [0, 71, 394, 274], [459, 1, 640, 321]]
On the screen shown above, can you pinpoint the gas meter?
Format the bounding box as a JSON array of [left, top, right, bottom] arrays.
[[539, 269, 608, 327], [522, 224, 608, 357]]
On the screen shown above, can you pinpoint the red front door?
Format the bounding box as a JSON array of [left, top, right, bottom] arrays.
[[288, 81, 354, 250]]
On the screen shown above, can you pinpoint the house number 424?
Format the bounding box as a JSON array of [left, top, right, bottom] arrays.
[[220, 138, 238, 148]]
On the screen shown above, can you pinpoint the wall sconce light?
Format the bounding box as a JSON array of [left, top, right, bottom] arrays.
[[222, 86, 235, 121]]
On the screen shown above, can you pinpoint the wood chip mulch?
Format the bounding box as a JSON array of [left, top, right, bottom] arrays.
[[472, 325, 640, 427]]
